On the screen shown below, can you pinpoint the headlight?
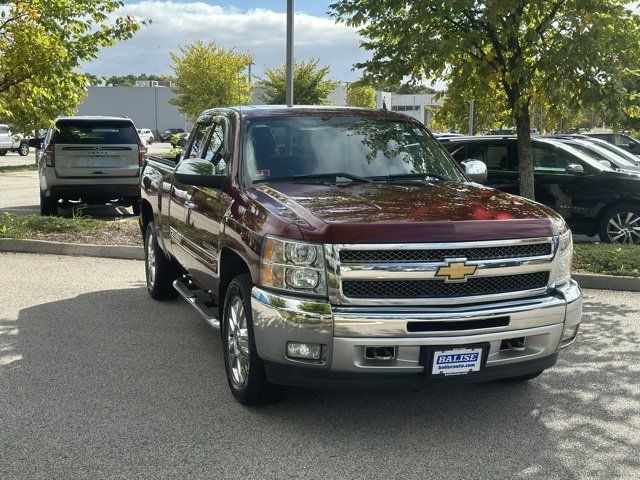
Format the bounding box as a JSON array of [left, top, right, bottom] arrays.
[[555, 230, 573, 286], [260, 236, 326, 295]]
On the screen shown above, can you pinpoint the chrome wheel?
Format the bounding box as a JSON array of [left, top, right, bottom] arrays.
[[145, 232, 157, 287], [226, 296, 250, 388], [606, 211, 640, 244]]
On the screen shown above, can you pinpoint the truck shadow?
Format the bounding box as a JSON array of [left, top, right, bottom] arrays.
[[2, 289, 638, 478]]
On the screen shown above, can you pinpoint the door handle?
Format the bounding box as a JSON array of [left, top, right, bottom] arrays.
[[185, 200, 196, 210]]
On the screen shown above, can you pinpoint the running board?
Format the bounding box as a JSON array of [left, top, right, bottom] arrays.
[[173, 277, 220, 329]]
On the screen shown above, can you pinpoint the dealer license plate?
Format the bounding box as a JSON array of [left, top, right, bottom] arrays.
[[431, 347, 483, 376]]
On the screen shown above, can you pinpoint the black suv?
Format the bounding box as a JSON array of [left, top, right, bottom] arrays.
[[440, 136, 640, 244]]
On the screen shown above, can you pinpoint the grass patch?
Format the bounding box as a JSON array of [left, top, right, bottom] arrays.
[[574, 243, 640, 277], [0, 163, 37, 173], [0, 211, 103, 239]]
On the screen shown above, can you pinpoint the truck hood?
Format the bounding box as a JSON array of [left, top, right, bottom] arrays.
[[252, 181, 564, 243]]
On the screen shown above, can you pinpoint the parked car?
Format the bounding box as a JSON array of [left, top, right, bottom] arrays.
[[440, 135, 640, 244], [576, 135, 640, 166], [0, 124, 29, 156], [30, 116, 145, 216], [547, 136, 640, 174], [159, 128, 184, 142], [584, 132, 640, 155], [137, 128, 154, 145], [139, 106, 582, 405]]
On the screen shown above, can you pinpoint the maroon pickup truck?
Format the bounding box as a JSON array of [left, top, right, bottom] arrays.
[[139, 106, 582, 405]]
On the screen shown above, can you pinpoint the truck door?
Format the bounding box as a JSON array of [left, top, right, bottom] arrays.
[[173, 117, 233, 293], [168, 121, 209, 268]]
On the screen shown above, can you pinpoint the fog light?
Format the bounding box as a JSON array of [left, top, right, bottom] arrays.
[[287, 342, 322, 360], [561, 324, 579, 343]]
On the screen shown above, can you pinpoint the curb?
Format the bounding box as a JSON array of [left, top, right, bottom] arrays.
[[0, 238, 144, 260], [573, 273, 640, 292]]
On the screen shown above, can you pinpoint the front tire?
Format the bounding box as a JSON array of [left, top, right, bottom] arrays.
[[0, 149, 7, 156], [598, 204, 640, 244], [144, 222, 178, 300], [40, 190, 57, 216], [18, 142, 29, 156], [222, 274, 281, 405]]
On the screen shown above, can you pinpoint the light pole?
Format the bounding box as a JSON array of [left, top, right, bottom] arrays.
[[286, 0, 294, 107]]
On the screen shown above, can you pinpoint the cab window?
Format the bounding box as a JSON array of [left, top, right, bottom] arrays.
[[186, 124, 208, 158], [532, 147, 573, 173], [202, 123, 227, 174]]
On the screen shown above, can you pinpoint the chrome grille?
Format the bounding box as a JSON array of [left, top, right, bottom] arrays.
[[326, 237, 557, 306], [339, 243, 552, 264], [342, 272, 550, 299]]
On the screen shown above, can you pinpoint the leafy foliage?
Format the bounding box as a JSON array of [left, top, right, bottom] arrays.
[[330, 1, 640, 200], [257, 58, 339, 105], [574, 243, 640, 277], [170, 41, 253, 121], [0, 0, 143, 133], [346, 83, 376, 108]]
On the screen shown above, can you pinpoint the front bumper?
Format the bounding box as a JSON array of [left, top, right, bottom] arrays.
[[251, 281, 582, 388]]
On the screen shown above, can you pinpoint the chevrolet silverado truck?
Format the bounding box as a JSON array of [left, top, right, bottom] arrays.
[[140, 106, 582, 405]]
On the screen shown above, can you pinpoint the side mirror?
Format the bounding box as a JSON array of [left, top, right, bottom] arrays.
[[28, 138, 43, 149], [174, 158, 227, 189], [464, 159, 488, 183], [565, 163, 585, 174]]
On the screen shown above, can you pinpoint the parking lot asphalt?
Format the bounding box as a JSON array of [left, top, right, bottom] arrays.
[[0, 252, 638, 479]]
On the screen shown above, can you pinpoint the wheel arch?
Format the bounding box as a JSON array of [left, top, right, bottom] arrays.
[[596, 198, 640, 226], [218, 247, 251, 318]]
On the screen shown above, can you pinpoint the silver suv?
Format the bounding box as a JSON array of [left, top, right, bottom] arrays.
[[34, 116, 145, 216]]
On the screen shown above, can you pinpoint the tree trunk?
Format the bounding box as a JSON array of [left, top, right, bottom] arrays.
[[516, 106, 535, 200]]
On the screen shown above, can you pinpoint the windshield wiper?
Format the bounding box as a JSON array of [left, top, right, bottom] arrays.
[[368, 172, 452, 182], [253, 172, 373, 184]]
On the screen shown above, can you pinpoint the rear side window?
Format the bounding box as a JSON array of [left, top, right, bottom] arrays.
[[0, 126, 9, 134], [533, 147, 573, 172], [53, 120, 138, 145]]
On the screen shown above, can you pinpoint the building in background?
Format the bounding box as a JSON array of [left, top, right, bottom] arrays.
[[77, 86, 190, 137], [77, 85, 443, 137]]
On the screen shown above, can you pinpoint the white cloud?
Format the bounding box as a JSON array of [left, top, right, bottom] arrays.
[[87, 1, 368, 81]]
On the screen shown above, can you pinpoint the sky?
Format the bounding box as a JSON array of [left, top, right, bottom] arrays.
[[88, 0, 368, 82]]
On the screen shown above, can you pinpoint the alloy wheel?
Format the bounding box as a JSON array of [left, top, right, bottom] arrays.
[[226, 296, 250, 388], [607, 212, 640, 244], [146, 232, 157, 287]]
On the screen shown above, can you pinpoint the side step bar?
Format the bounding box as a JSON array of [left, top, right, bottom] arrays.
[[173, 277, 220, 329]]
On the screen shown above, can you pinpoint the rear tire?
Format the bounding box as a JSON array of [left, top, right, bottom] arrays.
[[40, 190, 57, 216], [144, 222, 178, 300], [222, 274, 282, 405], [18, 142, 29, 156], [598, 204, 640, 244], [0, 149, 7, 156]]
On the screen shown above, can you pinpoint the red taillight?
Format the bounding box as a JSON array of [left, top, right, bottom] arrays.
[[44, 145, 55, 167], [138, 144, 147, 167]]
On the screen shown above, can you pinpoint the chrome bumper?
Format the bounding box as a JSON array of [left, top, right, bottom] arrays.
[[251, 280, 582, 380]]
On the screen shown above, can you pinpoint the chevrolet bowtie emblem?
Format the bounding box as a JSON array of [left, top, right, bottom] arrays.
[[435, 261, 478, 282]]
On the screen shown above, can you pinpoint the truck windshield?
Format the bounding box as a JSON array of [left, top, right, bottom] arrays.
[[243, 115, 465, 183]]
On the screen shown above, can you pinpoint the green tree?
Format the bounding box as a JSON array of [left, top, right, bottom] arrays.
[[0, 0, 142, 133], [331, 1, 640, 200], [170, 41, 253, 121], [257, 58, 339, 105], [346, 83, 375, 108]]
